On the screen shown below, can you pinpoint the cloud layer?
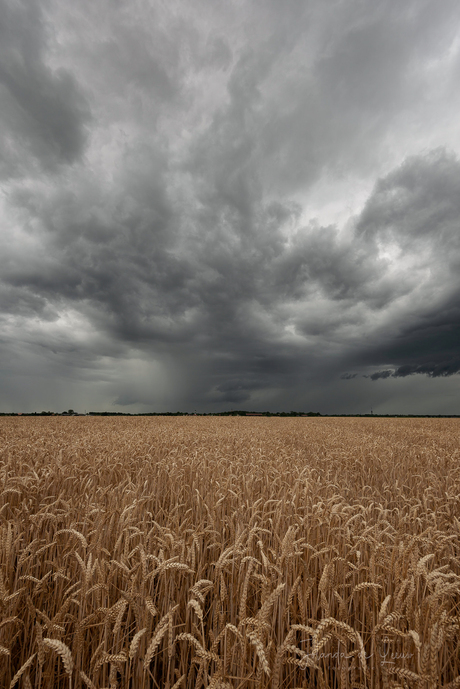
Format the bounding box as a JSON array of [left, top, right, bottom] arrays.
[[1, 0, 460, 413]]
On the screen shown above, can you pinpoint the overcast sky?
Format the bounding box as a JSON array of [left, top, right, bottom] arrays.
[[1, 0, 460, 414]]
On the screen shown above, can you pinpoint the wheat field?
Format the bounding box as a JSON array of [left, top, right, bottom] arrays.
[[0, 416, 459, 689]]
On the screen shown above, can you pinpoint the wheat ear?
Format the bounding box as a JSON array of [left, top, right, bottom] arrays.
[[144, 605, 179, 669], [171, 673, 186, 689], [80, 671, 97, 689], [10, 654, 36, 689], [129, 627, 147, 659], [43, 638, 74, 677]]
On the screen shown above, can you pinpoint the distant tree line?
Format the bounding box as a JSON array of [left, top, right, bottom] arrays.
[[1, 410, 459, 418]]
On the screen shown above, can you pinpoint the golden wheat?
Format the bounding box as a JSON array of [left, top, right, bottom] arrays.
[[0, 415, 459, 687]]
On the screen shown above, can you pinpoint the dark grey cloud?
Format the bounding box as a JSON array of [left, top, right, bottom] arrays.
[[367, 370, 394, 381], [341, 373, 358, 380], [371, 361, 460, 380], [357, 148, 460, 249], [1, 0, 460, 413], [346, 149, 460, 386], [0, 0, 90, 175]]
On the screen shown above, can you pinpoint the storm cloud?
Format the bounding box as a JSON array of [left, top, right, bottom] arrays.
[[1, 0, 460, 413]]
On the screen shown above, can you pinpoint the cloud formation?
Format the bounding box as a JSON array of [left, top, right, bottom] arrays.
[[1, 0, 460, 413], [0, 0, 90, 176]]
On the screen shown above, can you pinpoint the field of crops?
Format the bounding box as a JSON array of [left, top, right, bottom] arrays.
[[0, 416, 459, 689]]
